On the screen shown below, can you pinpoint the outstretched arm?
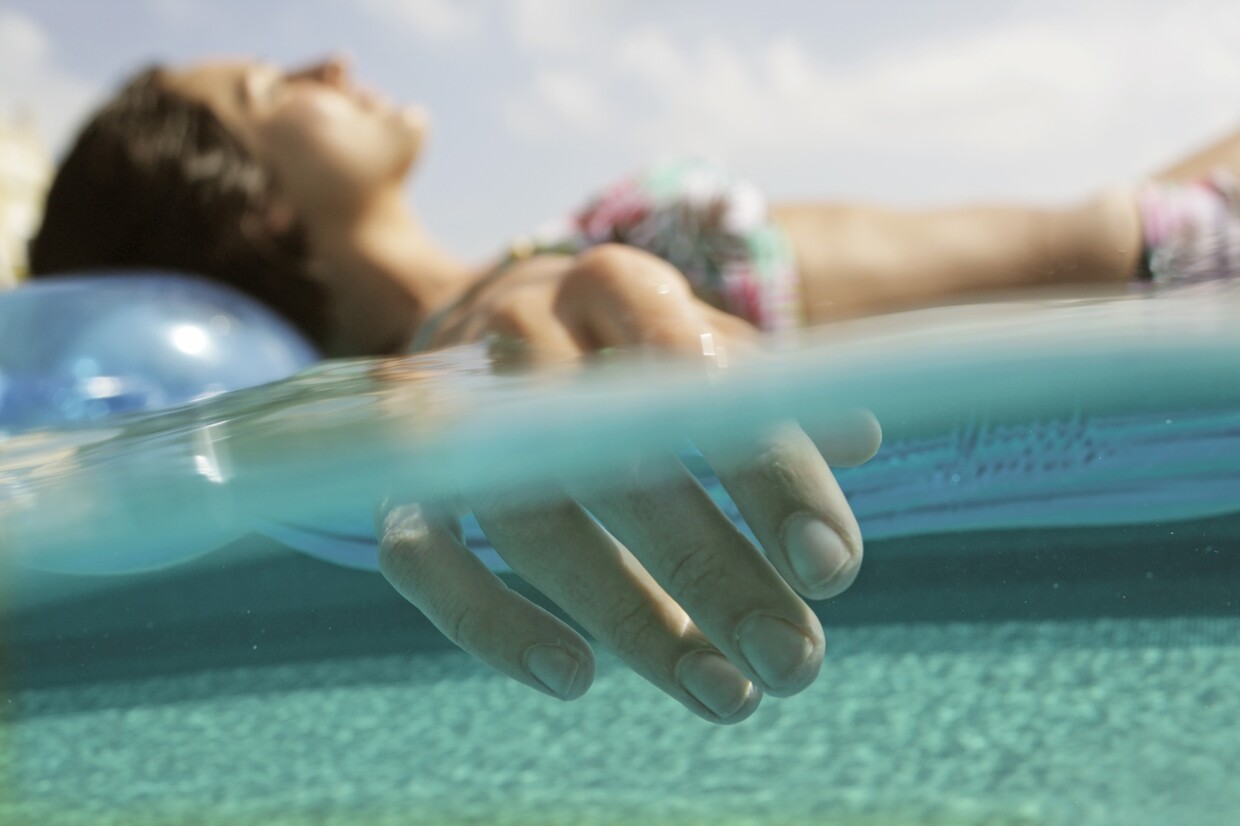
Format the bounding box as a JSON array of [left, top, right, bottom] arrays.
[[773, 194, 1141, 324], [775, 122, 1240, 324]]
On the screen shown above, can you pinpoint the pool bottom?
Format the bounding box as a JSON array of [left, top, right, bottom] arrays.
[[5, 515, 1239, 826], [4, 615, 1238, 826]]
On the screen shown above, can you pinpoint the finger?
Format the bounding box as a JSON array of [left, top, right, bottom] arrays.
[[802, 407, 883, 468], [570, 256, 870, 595], [428, 266, 584, 367], [699, 302, 761, 343], [472, 492, 762, 725], [376, 502, 594, 701], [697, 304, 882, 467], [698, 422, 863, 601], [485, 308, 583, 369], [561, 246, 728, 352], [573, 454, 826, 698]]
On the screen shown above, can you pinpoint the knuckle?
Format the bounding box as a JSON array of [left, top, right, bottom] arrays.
[[375, 505, 461, 583], [606, 596, 663, 654], [575, 242, 638, 275], [570, 244, 651, 295], [735, 427, 816, 485], [489, 302, 539, 337], [376, 529, 434, 587], [662, 541, 728, 605], [375, 533, 406, 572], [376, 513, 435, 569], [438, 599, 481, 647]]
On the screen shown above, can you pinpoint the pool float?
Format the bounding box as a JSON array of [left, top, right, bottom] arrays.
[[2, 274, 1239, 575], [0, 273, 317, 572], [0, 273, 318, 434]]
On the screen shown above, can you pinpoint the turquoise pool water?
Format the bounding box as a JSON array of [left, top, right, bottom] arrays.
[[5, 523, 1239, 825], [3, 285, 1239, 824]]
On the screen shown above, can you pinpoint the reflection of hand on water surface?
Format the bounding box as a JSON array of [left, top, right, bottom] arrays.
[[375, 245, 880, 724]]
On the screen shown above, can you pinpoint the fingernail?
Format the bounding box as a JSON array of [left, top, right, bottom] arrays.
[[524, 644, 583, 700], [781, 513, 853, 593], [676, 650, 757, 722], [736, 614, 814, 693]]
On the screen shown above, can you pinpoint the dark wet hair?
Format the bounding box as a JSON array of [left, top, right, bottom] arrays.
[[29, 66, 330, 350]]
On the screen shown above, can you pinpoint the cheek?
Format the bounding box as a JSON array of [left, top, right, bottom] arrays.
[[257, 103, 421, 220], [264, 104, 395, 194]]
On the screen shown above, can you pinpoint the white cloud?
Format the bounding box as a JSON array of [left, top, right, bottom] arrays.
[[502, 0, 1240, 202], [504, 68, 608, 138], [511, 0, 621, 54], [0, 10, 100, 156], [358, 0, 483, 41], [610, 25, 1118, 162], [533, 70, 607, 131]]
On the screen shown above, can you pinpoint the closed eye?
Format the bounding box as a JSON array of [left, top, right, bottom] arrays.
[[240, 66, 283, 111]]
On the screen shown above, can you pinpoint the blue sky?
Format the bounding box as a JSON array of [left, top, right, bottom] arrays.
[[4, 0, 1240, 257]]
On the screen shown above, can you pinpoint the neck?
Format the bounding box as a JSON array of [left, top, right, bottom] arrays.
[[308, 189, 481, 357]]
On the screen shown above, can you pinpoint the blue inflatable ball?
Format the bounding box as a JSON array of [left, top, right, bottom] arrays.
[[0, 272, 319, 434]]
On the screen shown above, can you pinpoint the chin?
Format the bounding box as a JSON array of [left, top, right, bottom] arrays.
[[393, 106, 428, 176]]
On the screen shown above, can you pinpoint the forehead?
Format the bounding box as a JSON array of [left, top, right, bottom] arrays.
[[161, 59, 266, 129]]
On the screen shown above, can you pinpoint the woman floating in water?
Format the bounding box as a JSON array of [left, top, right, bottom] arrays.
[[28, 56, 1240, 723]]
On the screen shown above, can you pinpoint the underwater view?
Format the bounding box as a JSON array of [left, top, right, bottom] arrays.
[[3, 284, 1239, 825], [4, 2, 1240, 823]]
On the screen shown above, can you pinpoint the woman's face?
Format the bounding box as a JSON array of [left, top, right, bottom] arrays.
[[165, 56, 428, 223]]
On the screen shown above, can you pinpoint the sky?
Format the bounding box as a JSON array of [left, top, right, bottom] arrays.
[[4, 0, 1240, 258]]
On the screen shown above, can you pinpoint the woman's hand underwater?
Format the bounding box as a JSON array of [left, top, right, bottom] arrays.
[[376, 244, 880, 723]]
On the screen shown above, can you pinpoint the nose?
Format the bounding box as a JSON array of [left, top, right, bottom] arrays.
[[287, 55, 351, 88]]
